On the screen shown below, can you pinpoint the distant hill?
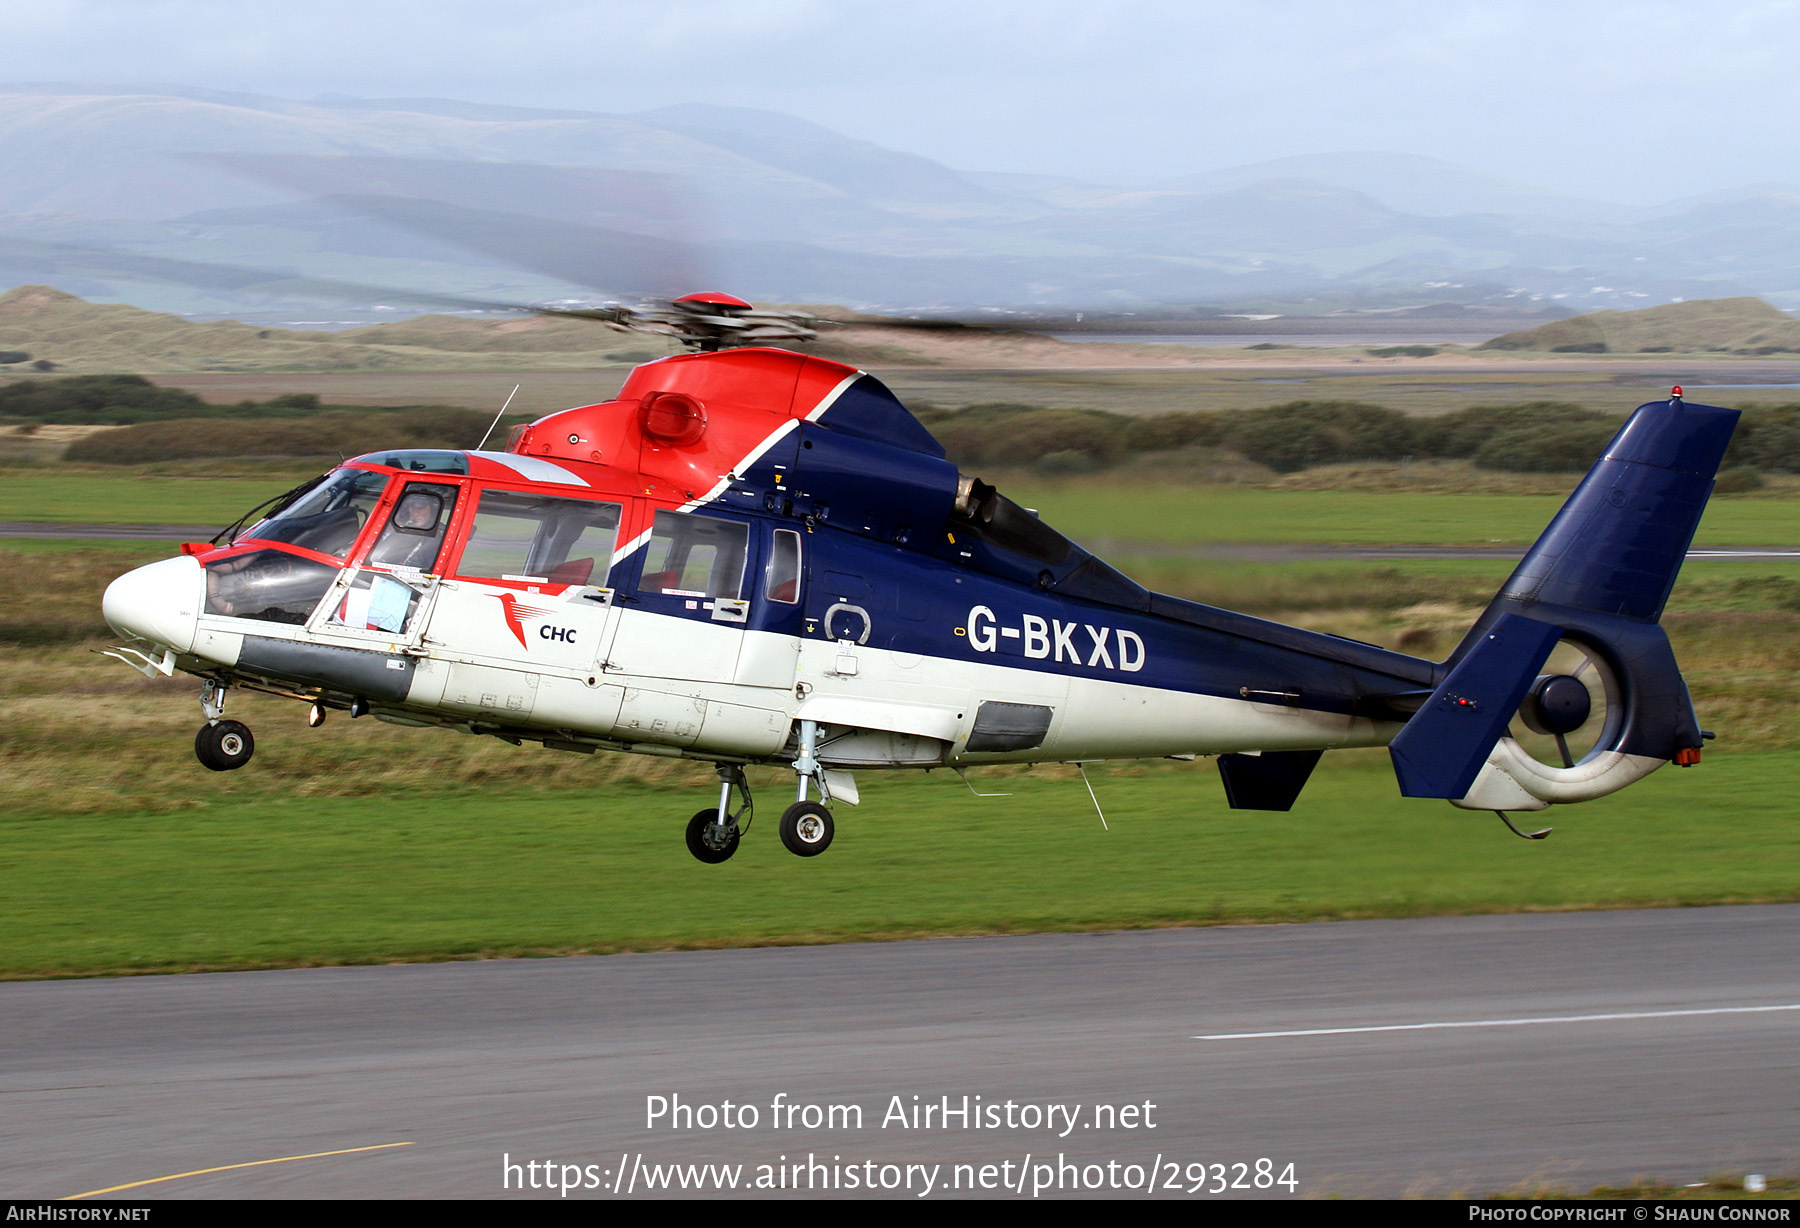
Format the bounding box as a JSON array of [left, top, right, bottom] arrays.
[[6, 85, 1800, 318], [1478, 297, 1800, 354], [0, 284, 1063, 374], [1157, 151, 1631, 223], [0, 285, 673, 374]]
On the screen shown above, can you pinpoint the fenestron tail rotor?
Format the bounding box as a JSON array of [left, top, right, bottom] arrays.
[[1511, 639, 1618, 770]]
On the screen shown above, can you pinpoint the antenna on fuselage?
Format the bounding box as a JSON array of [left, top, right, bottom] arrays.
[[1074, 763, 1108, 831], [1495, 810, 1552, 840], [475, 384, 521, 452]]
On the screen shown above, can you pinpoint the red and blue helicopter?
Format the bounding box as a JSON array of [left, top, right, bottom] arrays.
[[100, 293, 1734, 860]]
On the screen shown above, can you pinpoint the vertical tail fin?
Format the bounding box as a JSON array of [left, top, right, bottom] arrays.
[[1390, 393, 1739, 808], [1480, 393, 1739, 625]]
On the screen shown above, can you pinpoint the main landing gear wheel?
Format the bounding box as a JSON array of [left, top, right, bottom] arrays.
[[685, 809, 740, 864], [779, 801, 834, 857], [194, 720, 254, 771]]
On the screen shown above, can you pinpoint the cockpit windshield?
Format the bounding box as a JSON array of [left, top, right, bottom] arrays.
[[242, 468, 390, 560]]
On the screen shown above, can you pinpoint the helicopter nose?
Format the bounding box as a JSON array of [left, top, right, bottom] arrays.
[[102, 556, 203, 654]]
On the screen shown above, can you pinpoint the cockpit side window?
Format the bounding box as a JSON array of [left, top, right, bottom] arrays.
[[366, 481, 459, 572], [244, 468, 389, 560], [638, 510, 748, 600], [766, 528, 801, 603], [452, 490, 623, 587]]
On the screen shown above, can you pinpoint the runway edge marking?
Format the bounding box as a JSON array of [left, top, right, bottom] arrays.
[[64, 1141, 417, 1200], [1195, 1002, 1800, 1040]]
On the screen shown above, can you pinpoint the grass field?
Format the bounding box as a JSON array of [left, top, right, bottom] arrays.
[[1009, 479, 1800, 546], [4, 749, 1798, 979], [0, 466, 323, 526], [7, 465, 1799, 548], [3, 523, 1798, 978], [6, 372, 1800, 982]]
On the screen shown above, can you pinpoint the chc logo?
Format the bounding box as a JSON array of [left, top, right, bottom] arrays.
[[493, 592, 560, 648], [540, 625, 576, 644]]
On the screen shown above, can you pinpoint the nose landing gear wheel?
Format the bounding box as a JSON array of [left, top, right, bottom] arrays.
[[195, 720, 255, 771], [685, 809, 741, 864], [779, 801, 834, 857]]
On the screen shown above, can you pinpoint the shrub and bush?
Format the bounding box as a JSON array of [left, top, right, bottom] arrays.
[[920, 398, 1650, 476], [0, 374, 209, 423], [1221, 401, 1420, 473], [919, 403, 1132, 470], [1725, 406, 1800, 473], [31, 374, 1787, 480], [0, 376, 332, 426], [64, 407, 491, 463]]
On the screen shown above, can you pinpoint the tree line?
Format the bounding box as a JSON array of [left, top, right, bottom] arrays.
[[10, 376, 1798, 475]]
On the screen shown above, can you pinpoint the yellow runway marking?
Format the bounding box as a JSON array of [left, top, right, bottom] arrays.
[[64, 1141, 416, 1199]]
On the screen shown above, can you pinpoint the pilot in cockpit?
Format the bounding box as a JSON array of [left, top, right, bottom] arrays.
[[368, 487, 454, 571]]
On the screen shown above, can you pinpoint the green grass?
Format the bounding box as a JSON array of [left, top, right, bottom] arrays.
[[8, 496, 1800, 979], [2, 750, 1797, 979], [0, 536, 172, 557], [0, 468, 312, 525], [11, 468, 1800, 545], [1006, 480, 1800, 546], [1117, 554, 1800, 606]]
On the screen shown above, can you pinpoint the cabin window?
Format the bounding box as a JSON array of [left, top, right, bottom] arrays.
[[454, 490, 622, 586], [204, 549, 339, 625], [638, 511, 748, 600], [243, 468, 388, 560], [366, 482, 459, 572], [325, 571, 428, 635], [766, 528, 801, 603]]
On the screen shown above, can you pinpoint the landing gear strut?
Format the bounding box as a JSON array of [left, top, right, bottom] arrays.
[[193, 679, 255, 772], [781, 718, 835, 857], [686, 765, 752, 864], [682, 723, 841, 863]]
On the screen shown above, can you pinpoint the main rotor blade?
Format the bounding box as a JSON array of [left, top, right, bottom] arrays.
[[300, 194, 708, 301]]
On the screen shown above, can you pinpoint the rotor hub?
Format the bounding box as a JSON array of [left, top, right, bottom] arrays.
[[1523, 673, 1592, 736]]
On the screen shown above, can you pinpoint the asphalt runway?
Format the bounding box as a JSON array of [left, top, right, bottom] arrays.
[[4, 906, 1798, 1200]]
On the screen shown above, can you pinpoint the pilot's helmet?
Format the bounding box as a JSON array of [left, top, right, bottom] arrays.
[[393, 491, 443, 532]]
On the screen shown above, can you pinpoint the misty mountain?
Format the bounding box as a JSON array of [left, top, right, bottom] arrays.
[[0, 83, 1794, 320], [1156, 152, 1635, 223]]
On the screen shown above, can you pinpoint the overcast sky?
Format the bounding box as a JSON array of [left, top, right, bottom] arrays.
[[5, 0, 1799, 202]]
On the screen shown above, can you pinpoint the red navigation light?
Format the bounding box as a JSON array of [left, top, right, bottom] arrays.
[[639, 391, 708, 445]]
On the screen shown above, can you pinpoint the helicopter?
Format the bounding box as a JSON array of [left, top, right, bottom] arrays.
[[98, 292, 1736, 861]]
